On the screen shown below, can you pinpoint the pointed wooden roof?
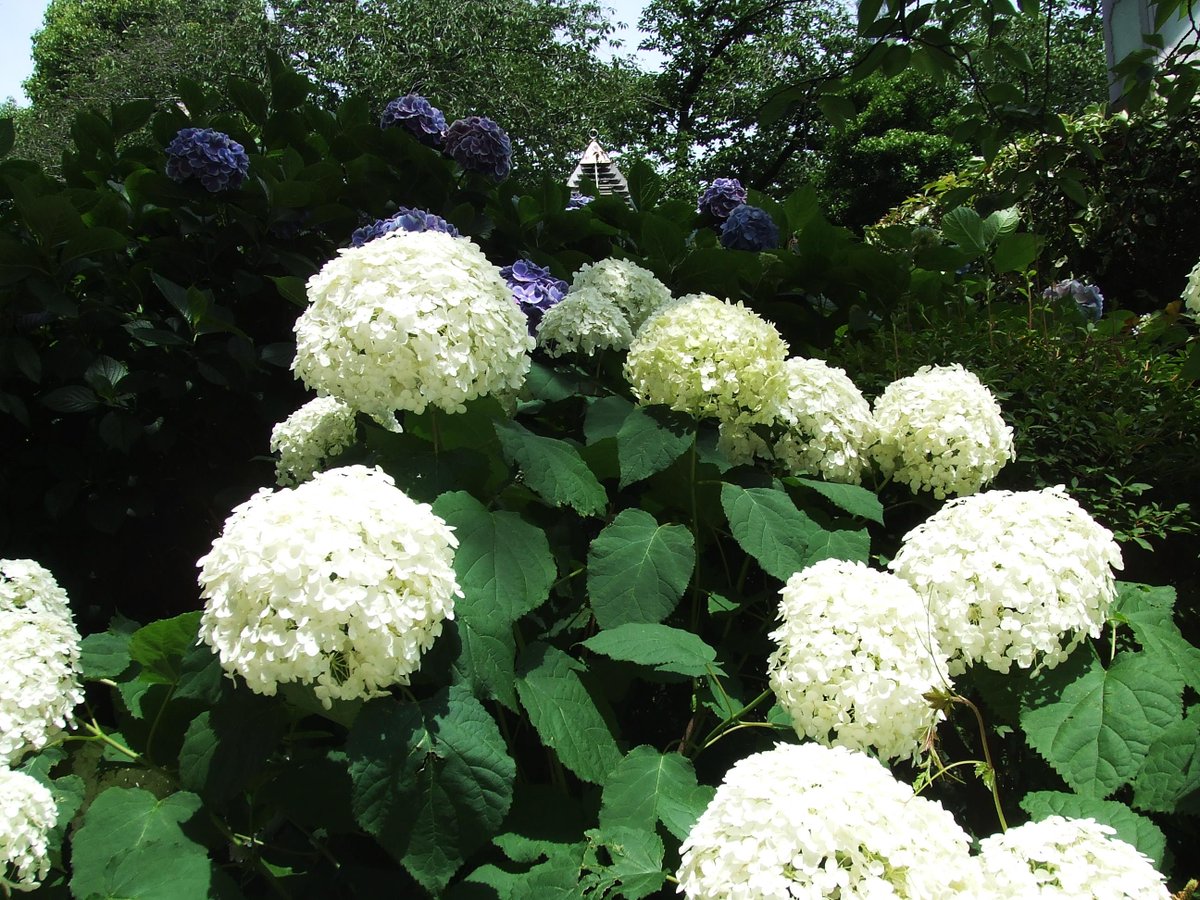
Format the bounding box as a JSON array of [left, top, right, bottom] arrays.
[[567, 131, 632, 207]]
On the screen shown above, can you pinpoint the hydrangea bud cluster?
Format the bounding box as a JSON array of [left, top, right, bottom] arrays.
[[696, 178, 748, 219], [975, 816, 1170, 898], [677, 743, 975, 898], [568, 258, 674, 332], [0, 560, 83, 764], [536, 288, 633, 357], [165, 127, 250, 192], [198, 466, 462, 707], [500, 259, 568, 332], [379, 93, 447, 146], [0, 768, 57, 891], [890, 487, 1123, 674], [719, 205, 780, 251], [443, 116, 512, 182], [624, 294, 788, 425], [350, 207, 460, 248], [270, 396, 358, 486], [1182, 256, 1200, 316], [871, 363, 1015, 498], [293, 231, 534, 430], [767, 560, 951, 762]]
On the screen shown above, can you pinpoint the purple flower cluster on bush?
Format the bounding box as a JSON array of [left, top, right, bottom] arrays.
[[500, 259, 567, 332], [165, 127, 250, 192], [1044, 279, 1105, 320], [444, 116, 512, 182], [380, 94, 448, 147], [697, 178, 748, 219], [350, 207, 461, 247], [567, 193, 594, 210], [720, 205, 780, 251]]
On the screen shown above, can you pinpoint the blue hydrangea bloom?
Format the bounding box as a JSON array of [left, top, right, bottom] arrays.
[[443, 116, 512, 182], [720, 205, 780, 251], [1045, 279, 1104, 320], [165, 127, 250, 192], [380, 93, 448, 147], [567, 193, 594, 210], [500, 259, 567, 333], [697, 178, 748, 218], [350, 207, 461, 247]]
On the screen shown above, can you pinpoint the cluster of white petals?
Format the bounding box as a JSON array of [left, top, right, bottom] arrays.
[[568, 257, 674, 332], [270, 396, 359, 486], [624, 294, 788, 423], [535, 287, 634, 357], [0, 768, 56, 891], [677, 743, 975, 899], [1183, 257, 1200, 316], [871, 363, 1015, 498], [719, 357, 876, 483], [975, 816, 1170, 898], [767, 560, 950, 762], [0, 560, 83, 764], [890, 487, 1122, 674], [198, 466, 462, 707], [293, 231, 533, 430]]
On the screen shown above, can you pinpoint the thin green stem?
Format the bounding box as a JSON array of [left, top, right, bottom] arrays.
[[144, 683, 177, 765], [694, 687, 774, 754], [689, 426, 702, 632], [954, 695, 1008, 832], [701, 721, 784, 749]]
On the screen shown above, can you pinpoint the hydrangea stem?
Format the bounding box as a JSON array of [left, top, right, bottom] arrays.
[[954, 694, 1008, 832]]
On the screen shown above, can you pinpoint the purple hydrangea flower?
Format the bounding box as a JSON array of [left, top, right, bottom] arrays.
[[165, 127, 250, 192], [720, 204, 780, 251], [350, 207, 461, 247], [697, 178, 748, 218], [567, 193, 594, 210], [500, 259, 568, 333], [1044, 279, 1104, 321], [380, 93, 448, 147], [443, 116, 512, 182]]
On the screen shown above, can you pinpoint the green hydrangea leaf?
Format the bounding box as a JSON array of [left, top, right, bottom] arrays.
[[177, 689, 286, 805], [599, 745, 715, 840], [582, 624, 723, 677], [616, 405, 694, 488], [785, 477, 885, 523], [346, 687, 515, 894], [583, 826, 666, 900], [127, 611, 202, 685], [1020, 652, 1183, 799], [495, 420, 607, 517], [80, 630, 134, 681], [585, 395, 635, 444], [70, 788, 210, 900], [1111, 583, 1200, 694], [509, 842, 589, 899], [802, 526, 870, 566], [1131, 706, 1200, 814], [587, 509, 695, 628], [516, 643, 622, 784], [720, 484, 821, 581], [1019, 790, 1167, 867]]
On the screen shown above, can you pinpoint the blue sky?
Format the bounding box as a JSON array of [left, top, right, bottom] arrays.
[[0, 0, 656, 107]]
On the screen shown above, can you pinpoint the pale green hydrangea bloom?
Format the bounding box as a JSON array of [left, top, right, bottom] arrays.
[[535, 287, 633, 357], [293, 231, 533, 431], [678, 743, 976, 899], [768, 559, 950, 762], [198, 466, 461, 707], [270, 396, 358, 486], [974, 816, 1169, 898], [871, 363, 1014, 499], [890, 487, 1123, 675], [0, 768, 57, 891], [568, 257, 674, 332], [624, 294, 788, 424]]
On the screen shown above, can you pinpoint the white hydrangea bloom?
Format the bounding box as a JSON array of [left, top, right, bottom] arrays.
[[535, 287, 633, 357], [718, 357, 877, 483], [871, 363, 1015, 498], [568, 257, 674, 332], [677, 743, 976, 899], [270, 396, 358, 486], [0, 559, 72, 622], [293, 231, 534, 431], [1183, 257, 1200, 316], [767, 559, 950, 762], [198, 466, 462, 707], [975, 816, 1170, 898], [0, 767, 57, 891], [890, 487, 1123, 675], [624, 294, 788, 424], [0, 610, 84, 764]]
